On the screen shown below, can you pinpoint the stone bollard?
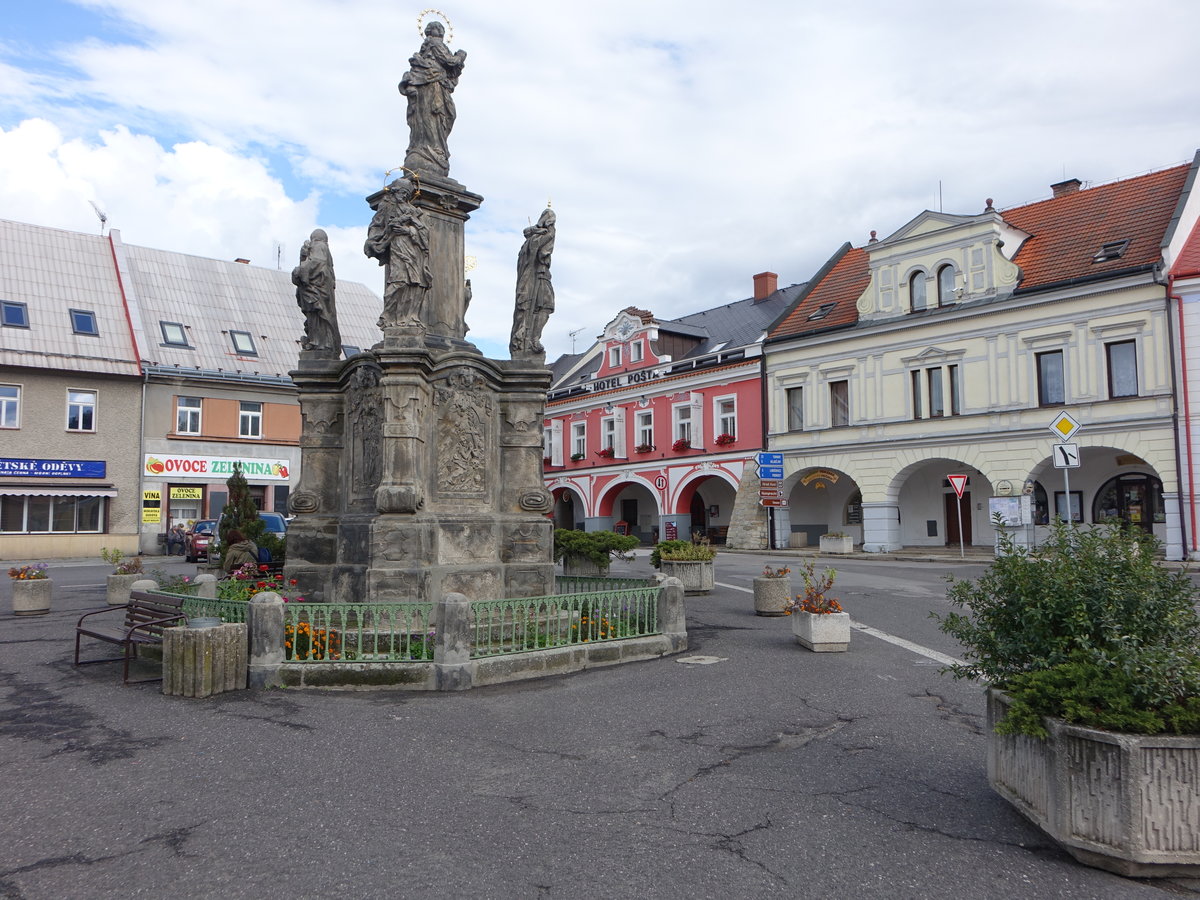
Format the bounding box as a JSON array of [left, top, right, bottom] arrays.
[[194, 573, 218, 599], [434, 591, 473, 691], [130, 578, 159, 594], [163, 623, 247, 698], [656, 576, 688, 653], [246, 591, 285, 689]]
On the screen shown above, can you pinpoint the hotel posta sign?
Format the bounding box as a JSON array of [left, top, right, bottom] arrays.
[[143, 453, 291, 482]]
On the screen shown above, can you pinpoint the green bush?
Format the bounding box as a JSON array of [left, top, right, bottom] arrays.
[[553, 529, 639, 568], [936, 517, 1200, 736], [651, 536, 716, 568]]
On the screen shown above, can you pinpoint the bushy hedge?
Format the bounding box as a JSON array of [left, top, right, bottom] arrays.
[[553, 529, 639, 568]]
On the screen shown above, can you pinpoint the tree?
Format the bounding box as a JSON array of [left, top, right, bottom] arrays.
[[220, 462, 266, 554]]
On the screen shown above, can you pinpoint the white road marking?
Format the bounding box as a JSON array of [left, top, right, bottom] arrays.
[[716, 581, 964, 667]]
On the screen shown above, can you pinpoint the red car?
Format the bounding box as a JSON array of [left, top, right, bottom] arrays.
[[185, 519, 217, 563]]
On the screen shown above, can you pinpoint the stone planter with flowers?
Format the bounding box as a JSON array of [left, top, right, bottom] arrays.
[[787, 561, 848, 651], [753, 565, 792, 616], [652, 537, 716, 595], [819, 532, 853, 554], [9, 563, 51, 616], [101, 547, 145, 605]]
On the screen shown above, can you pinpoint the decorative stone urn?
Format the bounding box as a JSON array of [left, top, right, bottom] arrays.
[[106, 573, 142, 606], [659, 559, 714, 595], [11, 579, 52, 616], [792, 611, 850, 651], [752, 576, 791, 616], [561, 554, 609, 577], [987, 688, 1200, 877], [819, 534, 853, 554]]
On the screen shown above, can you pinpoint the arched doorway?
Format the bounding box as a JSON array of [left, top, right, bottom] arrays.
[[597, 481, 660, 543], [1093, 473, 1164, 534], [891, 460, 993, 548], [782, 468, 862, 548], [551, 487, 585, 530], [675, 474, 738, 544]]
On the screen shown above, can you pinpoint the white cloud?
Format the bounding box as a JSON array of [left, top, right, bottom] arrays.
[[1, 0, 1199, 359]]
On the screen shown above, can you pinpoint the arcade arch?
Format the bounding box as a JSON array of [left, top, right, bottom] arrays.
[[779, 467, 862, 549]]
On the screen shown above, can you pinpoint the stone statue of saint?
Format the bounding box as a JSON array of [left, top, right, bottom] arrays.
[[291, 228, 341, 356], [400, 20, 467, 178], [364, 179, 432, 329], [509, 209, 556, 357]]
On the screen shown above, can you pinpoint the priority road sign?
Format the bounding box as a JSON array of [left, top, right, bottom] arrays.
[[1049, 410, 1081, 442], [757, 466, 784, 480]]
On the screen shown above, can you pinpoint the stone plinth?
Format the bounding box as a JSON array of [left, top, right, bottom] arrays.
[[163, 623, 247, 698]]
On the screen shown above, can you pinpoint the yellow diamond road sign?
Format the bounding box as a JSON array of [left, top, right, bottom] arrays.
[[1049, 411, 1081, 442]]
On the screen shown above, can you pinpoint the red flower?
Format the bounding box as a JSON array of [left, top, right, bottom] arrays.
[[258, 564, 269, 572]]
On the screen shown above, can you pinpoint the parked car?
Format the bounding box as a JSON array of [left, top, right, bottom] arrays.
[[209, 511, 288, 560], [185, 519, 218, 563]]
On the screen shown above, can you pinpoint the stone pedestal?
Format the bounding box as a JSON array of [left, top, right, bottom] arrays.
[[163, 623, 247, 697], [11, 579, 51, 616], [106, 573, 141, 606]]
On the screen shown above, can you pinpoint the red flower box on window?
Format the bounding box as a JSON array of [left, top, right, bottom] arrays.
[[596, 447, 616, 459], [672, 439, 691, 452], [715, 433, 736, 446]]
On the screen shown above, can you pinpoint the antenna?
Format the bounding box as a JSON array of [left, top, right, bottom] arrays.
[[273, 241, 284, 270], [569, 326, 586, 353], [89, 201, 108, 235]]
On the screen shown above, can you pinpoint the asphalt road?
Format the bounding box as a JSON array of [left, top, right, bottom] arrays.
[[2, 552, 1197, 899]]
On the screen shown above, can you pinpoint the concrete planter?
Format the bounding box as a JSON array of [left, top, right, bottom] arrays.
[[11, 578, 51, 616], [792, 611, 850, 651], [819, 534, 853, 554], [561, 554, 609, 578], [752, 576, 791, 616], [106, 573, 142, 606], [987, 688, 1200, 877], [659, 559, 714, 595]]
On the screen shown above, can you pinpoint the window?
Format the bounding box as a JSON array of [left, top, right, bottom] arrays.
[[948, 365, 961, 416], [543, 427, 552, 459], [830, 381, 849, 427], [1106, 340, 1137, 398], [673, 404, 693, 444], [630, 341, 643, 363], [808, 302, 837, 321], [937, 266, 956, 306], [160, 321, 189, 346], [928, 367, 944, 417], [1036, 350, 1065, 406], [909, 272, 927, 312], [1093, 239, 1130, 263], [67, 390, 96, 432], [601, 416, 616, 450], [571, 422, 586, 457], [636, 411, 654, 448], [1, 300, 28, 328], [786, 387, 803, 431], [342, 345, 361, 358], [608, 346, 622, 368], [70, 309, 98, 335], [239, 401, 262, 438], [1054, 491, 1083, 524], [0, 495, 104, 533], [716, 397, 736, 439], [911, 371, 922, 419], [177, 397, 202, 435], [230, 331, 257, 355], [0, 384, 19, 428]]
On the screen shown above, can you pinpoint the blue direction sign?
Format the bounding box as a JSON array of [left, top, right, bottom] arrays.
[[756, 452, 783, 467], [757, 466, 784, 480]]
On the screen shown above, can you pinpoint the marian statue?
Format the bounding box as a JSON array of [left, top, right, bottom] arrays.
[[364, 178, 432, 329], [509, 208, 556, 357], [292, 228, 341, 356], [400, 20, 467, 178]]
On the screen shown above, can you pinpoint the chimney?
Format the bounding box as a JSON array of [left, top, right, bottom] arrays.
[[1051, 178, 1081, 199], [753, 271, 778, 301]]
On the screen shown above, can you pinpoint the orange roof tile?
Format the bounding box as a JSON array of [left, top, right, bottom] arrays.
[[1004, 164, 1189, 291], [768, 246, 869, 340], [1173, 217, 1200, 278]]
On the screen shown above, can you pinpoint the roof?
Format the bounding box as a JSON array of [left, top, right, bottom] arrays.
[[768, 161, 1196, 342], [0, 218, 384, 382], [0, 219, 141, 377], [1171, 216, 1200, 278]]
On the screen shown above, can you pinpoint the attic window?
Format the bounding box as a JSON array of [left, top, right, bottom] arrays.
[[160, 321, 189, 346], [1, 300, 28, 328], [230, 330, 257, 355], [807, 302, 837, 321], [342, 345, 360, 358], [70, 309, 98, 336], [1093, 240, 1130, 263]]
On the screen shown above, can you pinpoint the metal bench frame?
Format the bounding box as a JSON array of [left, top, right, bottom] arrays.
[[74, 590, 188, 685]]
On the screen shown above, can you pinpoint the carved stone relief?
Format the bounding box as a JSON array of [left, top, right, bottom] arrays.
[[347, 364, 383, 498], [434, 369, 492, 497], [501, 522, 550, 562]]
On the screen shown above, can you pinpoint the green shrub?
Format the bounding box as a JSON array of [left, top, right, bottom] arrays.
[[936, 517, 1200, 736], [651, 535, 716, 568], [553, 529, 639, 568]]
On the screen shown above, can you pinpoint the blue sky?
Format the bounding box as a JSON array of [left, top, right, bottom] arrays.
[[2, 0, 1199, 360]]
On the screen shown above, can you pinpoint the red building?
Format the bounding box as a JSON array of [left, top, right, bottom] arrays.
[[543, 273, 799, 543]]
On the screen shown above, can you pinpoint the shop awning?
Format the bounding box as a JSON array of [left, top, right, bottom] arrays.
[[0, 486, 118, 497]]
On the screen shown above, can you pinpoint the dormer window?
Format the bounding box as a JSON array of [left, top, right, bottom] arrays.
[[937, 265, 957, 306], [230, 331, 257, 355], [807, 302, 837, 321], [630, 340, 643, 363], [1093, 239, 1130, 263], [609, 345, 622, 367], [909, 272, 928, 312]]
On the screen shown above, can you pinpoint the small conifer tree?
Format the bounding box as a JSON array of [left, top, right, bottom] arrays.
[[220, 462, 266, 555]]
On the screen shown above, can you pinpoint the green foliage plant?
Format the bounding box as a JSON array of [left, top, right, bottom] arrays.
[[553, 529, 639, 568], [219, 462, 268, 555], [651, 534, 716, 568], [100, 547, 143, 575], [936, 516, 1200, 736]]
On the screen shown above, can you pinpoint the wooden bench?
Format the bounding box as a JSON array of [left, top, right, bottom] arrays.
[[75, 590, 189, 685]]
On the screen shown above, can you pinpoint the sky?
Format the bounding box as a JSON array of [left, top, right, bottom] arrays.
[[1, 0, 1198, 361]]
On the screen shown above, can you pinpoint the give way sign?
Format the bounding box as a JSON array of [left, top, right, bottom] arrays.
[[948, 474, 968, 498]]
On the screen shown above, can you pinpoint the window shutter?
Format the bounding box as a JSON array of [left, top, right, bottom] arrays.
[[551, 420, 564, 467], [691, 394, 705, 448], [614, 407, 627, 458]]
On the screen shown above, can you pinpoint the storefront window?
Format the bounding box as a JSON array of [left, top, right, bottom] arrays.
[[1092, 473, 1163, 532]]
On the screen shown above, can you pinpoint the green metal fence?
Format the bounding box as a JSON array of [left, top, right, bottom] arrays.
[[470, 585, 661, 659], [282, 602, 436, 663], [182, 595, 249, 623], [555, 574, 657, 594]]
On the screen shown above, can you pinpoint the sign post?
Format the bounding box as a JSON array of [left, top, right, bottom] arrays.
[[948, 474, 968, 558], [1049, 412, 1082, 528]]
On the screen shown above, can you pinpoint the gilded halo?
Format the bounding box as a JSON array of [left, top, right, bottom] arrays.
[[416, 9, 454, 42]]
